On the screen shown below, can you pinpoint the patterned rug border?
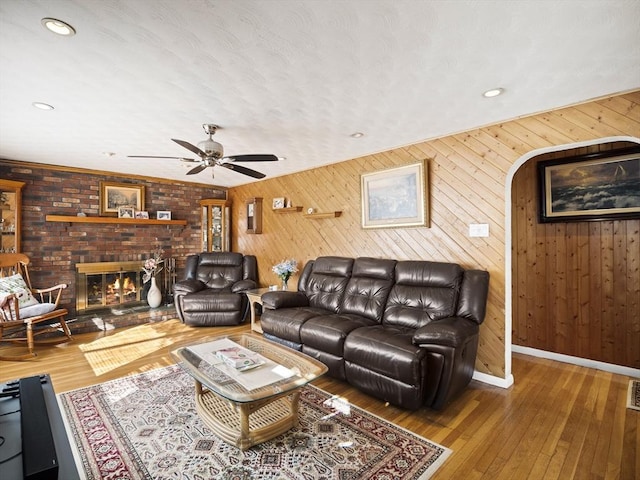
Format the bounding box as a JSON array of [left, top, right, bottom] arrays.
[[628, 379, 640, 411], [57, 364, 452, 480]]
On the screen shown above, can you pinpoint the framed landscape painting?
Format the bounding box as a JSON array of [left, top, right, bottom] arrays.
[[538, 148, 640, 223], [100, 181, 145, 216], [361, 161, 428, 229]]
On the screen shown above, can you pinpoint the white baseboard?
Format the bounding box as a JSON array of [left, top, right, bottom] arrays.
[[472, 370, 514, 389], [512, 345, 640, 378]]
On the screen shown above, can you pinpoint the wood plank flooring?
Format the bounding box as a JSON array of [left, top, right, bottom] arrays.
[[1, 319, 637, 479]]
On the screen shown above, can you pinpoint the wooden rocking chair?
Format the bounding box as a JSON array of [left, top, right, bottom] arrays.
[[0, 253, 72, 360]]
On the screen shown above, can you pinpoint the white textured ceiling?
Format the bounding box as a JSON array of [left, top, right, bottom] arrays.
[[1, 0, 639, 187]]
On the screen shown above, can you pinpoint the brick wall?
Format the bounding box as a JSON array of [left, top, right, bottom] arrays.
[[1, 162, 226, 318]]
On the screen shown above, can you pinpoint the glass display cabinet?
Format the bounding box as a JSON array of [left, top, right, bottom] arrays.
[[0, 179, 25, 253], [200, 199, 230, 252]]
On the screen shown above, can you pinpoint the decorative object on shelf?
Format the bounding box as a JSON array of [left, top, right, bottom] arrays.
[[157, 210, 172, 220], [286, 199, 292, 208], [272, 197, 285, 209], [135, 211, 149, 219], [246, 197, 263, 234], [307, 207, 314, 214], [99, 181, 145, 217], [538, 147, 640, 223], [272, 259, 298, 290], [117, 206, 135, 218], [361, 161, 428, 229]]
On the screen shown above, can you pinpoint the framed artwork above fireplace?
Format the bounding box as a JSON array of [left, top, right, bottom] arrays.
[[100, 181, 145, 216]]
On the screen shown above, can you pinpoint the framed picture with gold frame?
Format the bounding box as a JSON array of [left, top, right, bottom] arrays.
[[361, 161, 428, 229], [100, 181, 145, 216]]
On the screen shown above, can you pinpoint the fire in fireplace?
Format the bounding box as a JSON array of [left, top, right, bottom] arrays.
[[76, 261, 160, 312]]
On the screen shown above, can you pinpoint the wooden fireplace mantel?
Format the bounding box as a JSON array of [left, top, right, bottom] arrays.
[[45, 215, 187, 226]]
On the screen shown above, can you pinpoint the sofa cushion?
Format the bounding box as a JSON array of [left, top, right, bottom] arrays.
[[303, 257, 353, 313], [344, 325, 427, 386], [338, 257, 396, 322], [260, 307, 328, 344], [300, 313, 377, 356], [383, 261, 464, 329], [181, 291, 242, 313]]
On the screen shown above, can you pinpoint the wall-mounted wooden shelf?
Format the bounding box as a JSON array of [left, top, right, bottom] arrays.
[[303, 211, 342, 219], [45, 215, 187, 226], [273, 206, 303, 213]]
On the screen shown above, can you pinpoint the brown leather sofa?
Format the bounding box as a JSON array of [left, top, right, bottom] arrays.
[[260, 256, 489, 410], [173, 252, 257, 327]]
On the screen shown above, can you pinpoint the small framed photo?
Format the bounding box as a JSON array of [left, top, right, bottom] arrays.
[[117, 206, 135, 218], [135, 210, 149, 219], [157, 210, 172, 220], [272, 197, 285, 209]]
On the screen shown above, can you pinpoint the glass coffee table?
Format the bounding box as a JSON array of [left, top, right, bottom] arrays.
[[172, 333, 327, 450]]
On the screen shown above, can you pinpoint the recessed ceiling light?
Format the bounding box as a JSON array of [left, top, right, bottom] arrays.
[[32, 102, 54, 110], [41, 17, 76, 36], [350, 132, 364, 138], [483, 88, 504, 98]]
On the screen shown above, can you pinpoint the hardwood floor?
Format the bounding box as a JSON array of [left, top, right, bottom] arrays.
[[1, 319, 637, 479]]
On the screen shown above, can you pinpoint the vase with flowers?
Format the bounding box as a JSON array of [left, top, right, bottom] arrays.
[[142, 246, 164, 308], [272, 259, 298, 290]]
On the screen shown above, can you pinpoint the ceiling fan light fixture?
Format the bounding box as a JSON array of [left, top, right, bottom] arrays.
[[41, 17, 76, 36], [197, 138, 224, 158]]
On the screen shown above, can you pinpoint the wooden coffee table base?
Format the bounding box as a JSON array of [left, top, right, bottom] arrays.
[[194, 380, 301, 450]]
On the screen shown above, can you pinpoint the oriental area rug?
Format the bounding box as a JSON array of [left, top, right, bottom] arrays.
[[58, 364, 451, 479], [628, 379, 640, 411]]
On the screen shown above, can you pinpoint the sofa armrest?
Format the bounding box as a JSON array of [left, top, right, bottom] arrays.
[[173, 279, 206, 296], [262, 291, 309, 309], [413, 317, 479, 348], [232, 279, 257, 293]]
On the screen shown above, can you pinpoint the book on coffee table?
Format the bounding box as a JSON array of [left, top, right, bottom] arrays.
[[215, 346, 264, 371]]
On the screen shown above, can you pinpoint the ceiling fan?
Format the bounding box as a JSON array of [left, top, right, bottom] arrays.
[[128, 124, 278, 178]]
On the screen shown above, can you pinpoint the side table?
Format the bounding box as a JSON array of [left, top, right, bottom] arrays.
[[245, 287, 272, 333]]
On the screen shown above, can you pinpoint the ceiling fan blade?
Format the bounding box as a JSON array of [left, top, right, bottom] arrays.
[[224, 154, 278, 162], [127, 155, 195, 161], [221, 163, 266, 179], [172, 138, 207, 158], [186, 164, 207, 175]]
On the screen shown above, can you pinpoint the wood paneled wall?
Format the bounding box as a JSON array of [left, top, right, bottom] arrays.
[[512, 143, 640, 369], [229, 90, 640, 380]]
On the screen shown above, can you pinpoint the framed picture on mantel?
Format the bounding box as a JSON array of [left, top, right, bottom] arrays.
[[100, 181, 145, 216]]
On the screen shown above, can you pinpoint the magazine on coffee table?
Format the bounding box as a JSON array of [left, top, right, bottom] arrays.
[[187, 338, 295, 390]]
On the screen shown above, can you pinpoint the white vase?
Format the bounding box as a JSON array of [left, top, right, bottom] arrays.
[[147, 276, 162, 308]]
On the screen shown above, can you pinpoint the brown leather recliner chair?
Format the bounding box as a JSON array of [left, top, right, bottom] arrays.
[[173, 252, 257, 327]]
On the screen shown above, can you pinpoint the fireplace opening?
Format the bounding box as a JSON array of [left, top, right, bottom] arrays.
[[76, 261, 163, 313]]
